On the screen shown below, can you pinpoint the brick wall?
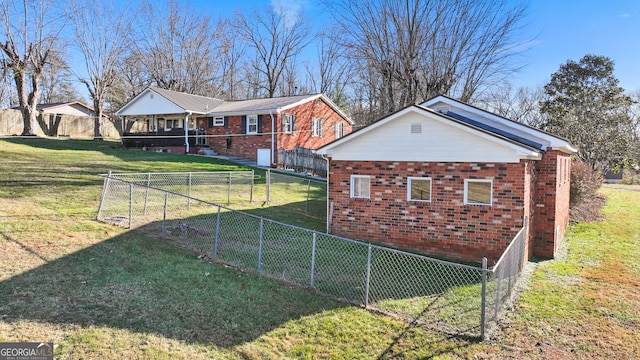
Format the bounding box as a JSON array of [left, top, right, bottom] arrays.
[[328, 160, 529, 264], [531, 150, 571, 259], [277, 98, 352, 151], [199, 98, 351, 163]]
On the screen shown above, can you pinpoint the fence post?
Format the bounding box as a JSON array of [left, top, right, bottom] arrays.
[[128, 183, 133, 229], [266, 169, 271, 203], [188, 172, 192, 210], [257, 218, 264, 274], [161, 192, 168, 237], [227, 172, 231, 205], [144, 172, 150, 215], [213, 205, 221, 257], [364, 244, 372, 308], [480, 257, 488, 341], [310, 232, 317, 287], [96, 170, 111, 220]]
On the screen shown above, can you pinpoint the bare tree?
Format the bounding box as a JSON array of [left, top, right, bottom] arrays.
[[234, 5, 311, 98], [327, 0, 527, 122], [38, 52, 80, 104], [133, 0, 222, 97], [305, 30, 353, 110], [214, 18, 246, 100], [475, 83, 546, 127], [68, 0, 133, 139], [0, 0, 66, 136]]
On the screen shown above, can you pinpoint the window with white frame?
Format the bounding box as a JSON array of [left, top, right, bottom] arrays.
[[247, 115, 258, 134], [464, 179, 492, 205], [335, 122, 344, 139], [164, 119, 182, 130], [213, 116, 224, 126], [282, 114, 295, 133], [408, 177, 432, 202], [350, 175, 370, 199], [312, 118, 323, 137]]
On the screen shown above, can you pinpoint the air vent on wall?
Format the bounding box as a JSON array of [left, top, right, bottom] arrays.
[[411, 123, 422, 134]]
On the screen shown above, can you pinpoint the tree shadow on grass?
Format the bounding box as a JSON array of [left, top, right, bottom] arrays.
[[0, 229, 345, 348]]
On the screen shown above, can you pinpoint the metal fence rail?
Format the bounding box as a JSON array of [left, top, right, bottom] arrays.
[[96, 172, 528, 340]]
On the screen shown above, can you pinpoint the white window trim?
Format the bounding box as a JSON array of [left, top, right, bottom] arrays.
[[312, 118, 322, 137], [335, 122, 344, 139], [407, 177, 432, 202], [350, 175, 370, 199], [247, 115, 258, 134], [164, 119, 182, 131], [282, 114, 293, 134], [464, 179, 493, 206], [213, 116, 224, 126]]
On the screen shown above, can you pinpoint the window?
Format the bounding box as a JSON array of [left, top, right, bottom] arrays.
[[164, 119, 182, 130], [282, 114, 295, 134], [408, 177, 431, 202], [464, 179, 492, 205], [350, 175, 370, 199], [247, 115, 258, 134], [335, 122, 344, 139], [312, 118, 323, 137], [213, 116, 224, 126]]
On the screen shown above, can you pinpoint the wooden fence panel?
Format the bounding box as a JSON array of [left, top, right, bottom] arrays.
[[277, 146, 327, 178]]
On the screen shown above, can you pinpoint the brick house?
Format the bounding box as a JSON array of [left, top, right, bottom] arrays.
[[316, 95, 576, 264], [115, 87, 352, 165]]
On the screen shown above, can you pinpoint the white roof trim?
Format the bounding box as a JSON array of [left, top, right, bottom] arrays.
[[317, 105, 542, 160], [421, 95, 576, 154]]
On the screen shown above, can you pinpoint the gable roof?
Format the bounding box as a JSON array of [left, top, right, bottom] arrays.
[[115, 87, 353, 124], [115, 87, 225, 116], [317, 104, 543, 163], [421, 95, 576, 154], [206, 93, 353, 124]]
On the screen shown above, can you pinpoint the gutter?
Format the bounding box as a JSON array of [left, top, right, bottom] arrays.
[[270, 110, 275, 164]]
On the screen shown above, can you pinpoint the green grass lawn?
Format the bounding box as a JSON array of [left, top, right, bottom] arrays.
[[1, 138, 639, 359]]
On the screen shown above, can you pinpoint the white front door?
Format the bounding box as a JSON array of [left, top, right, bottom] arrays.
[[257, 149, 271, 166]]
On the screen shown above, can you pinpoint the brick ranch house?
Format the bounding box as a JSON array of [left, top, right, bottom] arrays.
[[115, 87, 353, 166], [316, 95, 576, 264]]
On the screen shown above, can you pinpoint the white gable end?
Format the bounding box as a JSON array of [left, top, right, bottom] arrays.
[[322, 109, 539, 163], [116, 89, 185, 116]]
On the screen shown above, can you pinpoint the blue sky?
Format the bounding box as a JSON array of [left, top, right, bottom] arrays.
[[189, 0, 640, 94]]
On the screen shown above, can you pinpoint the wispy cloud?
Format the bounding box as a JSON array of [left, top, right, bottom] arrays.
[[271, 0, 307, 26], [617, 13, 633, 19]]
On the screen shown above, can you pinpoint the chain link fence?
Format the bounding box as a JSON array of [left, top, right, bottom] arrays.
[[96, 172, 527, 340]]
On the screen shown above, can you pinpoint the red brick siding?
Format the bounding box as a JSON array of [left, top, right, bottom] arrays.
[[328, 160, 529, 264], [531, 150, 571, 259], [277, 98, 352, 151], [199, 98, 351, 163]]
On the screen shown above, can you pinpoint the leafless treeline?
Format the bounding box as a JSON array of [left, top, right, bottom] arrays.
[[1, 0, 531, 135]]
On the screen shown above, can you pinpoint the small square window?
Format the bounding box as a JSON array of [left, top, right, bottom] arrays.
[[464, 179, 492, 205], [350, 175, 370, 199], [408, 177, 431, 202], [213, 117, 224, 126]]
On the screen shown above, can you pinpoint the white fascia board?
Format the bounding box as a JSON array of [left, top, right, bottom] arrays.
[[422, 96, 575, 153]]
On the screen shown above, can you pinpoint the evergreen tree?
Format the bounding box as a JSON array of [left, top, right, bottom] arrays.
[[540, 54, 635, 172]]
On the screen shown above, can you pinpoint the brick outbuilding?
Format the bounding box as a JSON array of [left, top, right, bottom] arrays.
[[316, 95, 576, 264]]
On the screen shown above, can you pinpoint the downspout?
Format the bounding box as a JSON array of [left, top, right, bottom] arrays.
[[321, 154, 331, 233], [270, 110, 275, 165], [185, 112, 192, 153]]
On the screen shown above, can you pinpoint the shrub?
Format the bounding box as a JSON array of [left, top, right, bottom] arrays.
[[569, 159, 605, 222]]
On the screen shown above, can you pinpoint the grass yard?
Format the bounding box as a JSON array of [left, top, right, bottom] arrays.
[[1, 138, 639, 359]]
